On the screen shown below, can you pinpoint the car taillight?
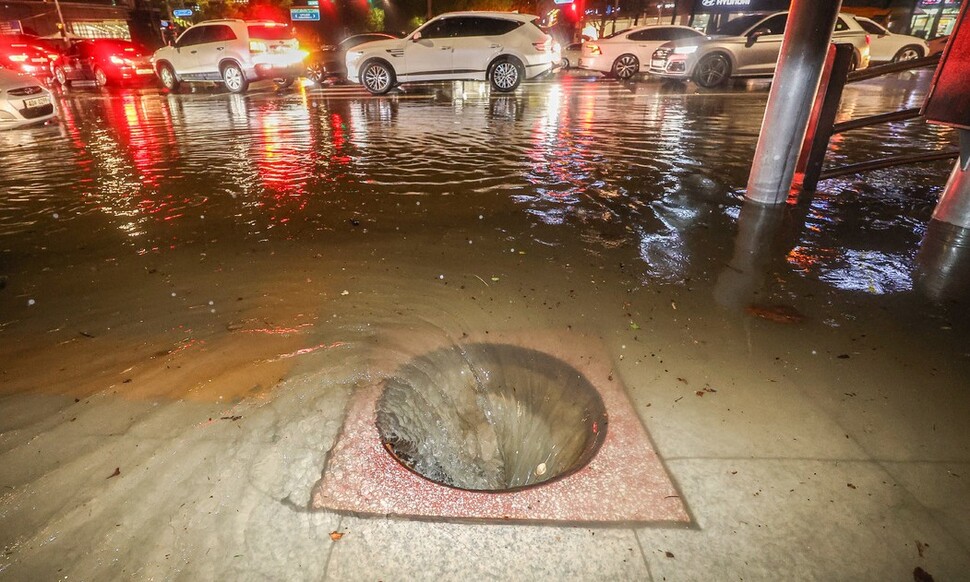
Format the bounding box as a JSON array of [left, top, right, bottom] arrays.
[[587, 44, 601, 55], [8, 54, 27, 62], [865, 34, 871, 45], [250, 40, 267, 53], [533, 39, 550, 52], [48, 53, 60, 62]]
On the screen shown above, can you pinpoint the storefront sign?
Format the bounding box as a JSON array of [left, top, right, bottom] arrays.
[[923, 1, 970, 130], [694, 0, 789, 12]]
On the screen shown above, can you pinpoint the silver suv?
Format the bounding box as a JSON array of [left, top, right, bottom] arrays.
[[649, 12, 871, 88], [345, 12, 559, 95], [152, 20, 306, 93]]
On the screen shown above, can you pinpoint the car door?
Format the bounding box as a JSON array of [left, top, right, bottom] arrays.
[[172, 26, 207, 75], [403, 17, 457, 79], [60, 42, 85, 81], [450, 17, 516, 78], [194, 25, 236, 79], [737, 13, 787, 75]]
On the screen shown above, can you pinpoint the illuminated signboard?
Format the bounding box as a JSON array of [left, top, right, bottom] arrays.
[[694, 0, 789, 12], [290, 7, 321, 21], [172, 8, 193, 17]]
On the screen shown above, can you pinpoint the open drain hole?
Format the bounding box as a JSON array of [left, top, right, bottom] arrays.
[[376, 343, 608, 492]]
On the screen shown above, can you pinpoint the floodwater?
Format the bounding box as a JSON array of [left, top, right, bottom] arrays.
[[1, 71, 969, 579]]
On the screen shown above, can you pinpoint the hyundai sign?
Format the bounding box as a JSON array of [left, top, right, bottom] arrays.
[[290, 7, 321, 21]]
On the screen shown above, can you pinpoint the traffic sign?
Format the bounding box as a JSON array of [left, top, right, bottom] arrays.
[[290, 7, 321, 21], [553, 0, 573, 5], [173, 8, 193, 17], [308, 1, 320, 6]]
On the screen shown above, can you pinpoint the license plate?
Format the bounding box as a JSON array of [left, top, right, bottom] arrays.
[[136, 68, 153, 75], [651, 60, 665, 69], [24, 96, 49, 108]]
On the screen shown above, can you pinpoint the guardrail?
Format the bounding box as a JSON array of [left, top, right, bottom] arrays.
[[796, 48, 959, 192]]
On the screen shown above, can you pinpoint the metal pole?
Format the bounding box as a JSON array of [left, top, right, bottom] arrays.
[[426, 0, 431, 20], [52, 0, 68, 39], [931, 131, 970, 229], [745, 0, 843, 205]]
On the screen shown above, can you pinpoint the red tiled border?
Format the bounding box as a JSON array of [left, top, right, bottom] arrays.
[[311, 333, 690, 525]]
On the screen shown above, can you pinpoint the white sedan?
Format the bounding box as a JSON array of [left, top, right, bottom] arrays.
[[0, 68, 55, 130], [580, 25, 704, 79], [855, 17, 929, 63]]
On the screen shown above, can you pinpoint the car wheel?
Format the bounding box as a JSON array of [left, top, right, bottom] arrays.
[[222, 62, 249, 94], [273, 77, 295, 90], [489, 58, 523, 92], [361, 60, 394, 95], [158, 64, 180, 91], [54, 66, 69, 87], [306, 62, 325, 84], [611, 54, 639, 80], [94, 66, 109, 87], [561, 57, 570, 69], [694, 53, 731, 88], [892, 45, 923, 63]]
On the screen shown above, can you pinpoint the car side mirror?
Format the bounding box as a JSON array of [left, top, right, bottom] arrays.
[[411, 32, 422, 42]]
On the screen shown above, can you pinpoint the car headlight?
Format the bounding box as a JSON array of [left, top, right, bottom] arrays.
[[673, 46, 698, 55]]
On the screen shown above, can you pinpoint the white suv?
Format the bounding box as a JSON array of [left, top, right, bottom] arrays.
[[152, 20, 306, 93], [345, 12, 558, 95]]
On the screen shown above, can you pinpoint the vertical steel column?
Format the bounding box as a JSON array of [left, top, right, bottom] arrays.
[[931, 131, 970, 229], [745, 0, 843, 205]]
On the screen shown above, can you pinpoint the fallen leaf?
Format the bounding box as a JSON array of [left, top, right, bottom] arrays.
[[107, 467, 121, 479], [665, 551, 675, 558], [913, 566, 935, 582], [340, 290, 350, 296], [916, 540, 929, 558], [745, 304, 806, 324], [837, 354, 850, 359], [629, 322, 640, 330], [330, 531, 344, 541], [847, 483, 857, 489], [490, 277, 500, 282]]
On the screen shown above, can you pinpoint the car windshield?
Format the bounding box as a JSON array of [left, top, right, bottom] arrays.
[[714, 14, 768, 36], [248, 24, 294, 40]]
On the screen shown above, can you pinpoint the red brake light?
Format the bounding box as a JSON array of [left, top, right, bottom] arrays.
[[865, 34, 871, 45], [533, 39, 551, 52]]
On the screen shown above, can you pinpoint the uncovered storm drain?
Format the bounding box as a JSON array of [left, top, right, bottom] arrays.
[[375, 344, 608, 491], [312, 332, 690, 525]]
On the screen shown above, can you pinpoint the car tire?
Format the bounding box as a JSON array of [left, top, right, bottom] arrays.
[[561, 57, 570, 69], [221, 62, 249, 94], [694, 53, 731, 88], [848, 53, 859, 72], [892, 45, 923, 63], [158, 64, 180, 91], [489, 58, 523, 92], [360, 60, 395, 95], [94, 66, 109, 87], [611, 54, 639, 80], [54, 66, 69, 87]]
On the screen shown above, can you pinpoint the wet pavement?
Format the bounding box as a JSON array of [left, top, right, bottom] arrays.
[[1, 71, 969, 579]]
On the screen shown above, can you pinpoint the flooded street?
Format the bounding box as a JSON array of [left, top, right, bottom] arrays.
[[2, 72, 969, 579]]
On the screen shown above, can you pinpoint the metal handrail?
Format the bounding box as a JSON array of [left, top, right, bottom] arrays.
[[819, 150, 959, 180], [846, 53, 941, 84], [832, 107, 922, 134], [798, 48, 949, 191]]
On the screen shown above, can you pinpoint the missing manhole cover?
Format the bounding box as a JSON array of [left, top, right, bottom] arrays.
[[376, 343, 608, 492]]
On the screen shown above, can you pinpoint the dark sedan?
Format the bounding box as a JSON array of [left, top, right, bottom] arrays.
[[305, 33, 399, 84], [54, 39, 155, 87]]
